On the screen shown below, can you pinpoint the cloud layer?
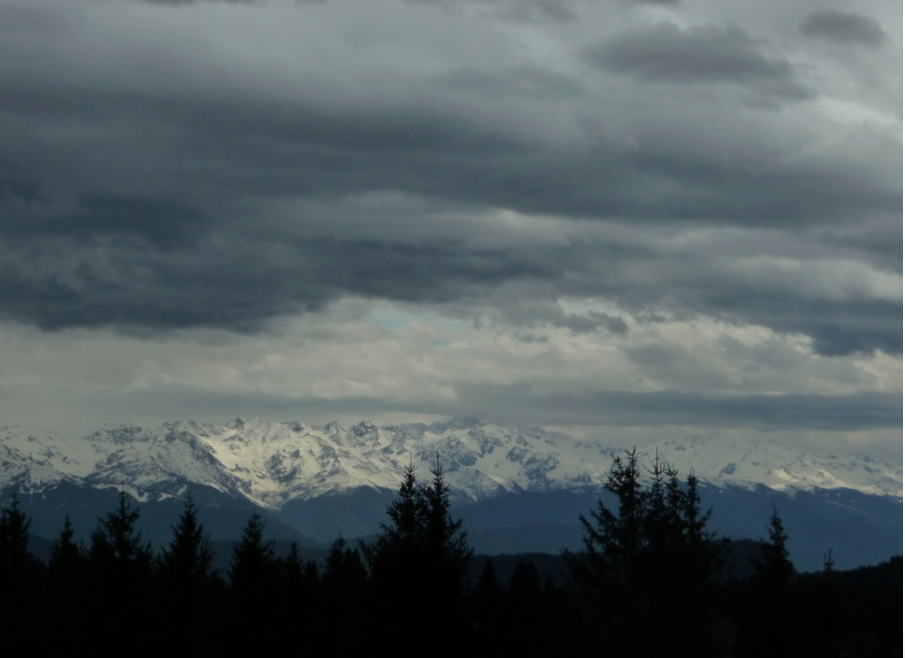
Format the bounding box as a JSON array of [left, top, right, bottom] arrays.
[[0, 0, 900, 456], [801, 10, 886, 46]]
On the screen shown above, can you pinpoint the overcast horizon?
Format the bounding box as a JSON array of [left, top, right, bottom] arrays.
[[0, 0, 901, 461]]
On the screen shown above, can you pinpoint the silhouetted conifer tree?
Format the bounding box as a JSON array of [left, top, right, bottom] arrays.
[[743, 504, 797, 658], [161, 495, 214, 647], [47, 514, 86, 609], [49, 515, 82, 573], [422, 455, 473, 601], [228, 511, 279, 651], [361, 457, 472, 648], [0, 493, 37, 578], [229, 511, 275, 595], [567, 448, 725, 657], [320, 537, 369, 648], [91, 489, 154, 574], [162, 494, 212, 588], [0, 494, 41, 637], [753, 503, 794, 590], [84, 490, 155, 652]]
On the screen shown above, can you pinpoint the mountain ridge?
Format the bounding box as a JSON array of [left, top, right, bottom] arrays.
[[1, 417, 900, 507], [1, 417, 900, 571]]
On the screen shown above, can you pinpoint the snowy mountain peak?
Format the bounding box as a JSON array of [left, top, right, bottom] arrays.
[[0, 419, 900, 511]]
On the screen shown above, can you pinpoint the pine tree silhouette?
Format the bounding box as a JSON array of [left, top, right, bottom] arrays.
[[746, 503, 797, 658], [94, 489, 153, 571], [422, 455, 472, 600], [161, 494, 214, 646], [48, 514, 85, 591], [228, 511, 279, 651], [567, 448, 725, 656], [162, 494, 212, 587], [361, 456, 472, 648], [0, 493, 36, 577], [229, 510, 275, 594], [753, 503, 794, 590], [0, 493, 41, 629], [85, 490, 154, 651]]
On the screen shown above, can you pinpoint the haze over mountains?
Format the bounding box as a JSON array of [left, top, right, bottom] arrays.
[[1, 417, 900, 571]]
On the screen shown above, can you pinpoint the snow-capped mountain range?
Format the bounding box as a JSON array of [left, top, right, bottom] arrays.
[[2, 417, 901, 570], [1, 417, 900, 508]]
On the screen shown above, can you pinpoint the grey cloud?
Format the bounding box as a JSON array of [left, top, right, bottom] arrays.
[[453, 385, 902, 432], [587, 312, 628, 335], [586, 22, 813, 102], [800, 10, 886, 46], [433, 65, 586, 100], [756, 299, 902, 357], [555, 311, 630, 336], [485, 298, 630, 336], [1, 160, 898, 355], [1, 183, 899, 356], [0, 4, 69, 33], [78, 382, 903, 434], [0, 231, 563, 332], [496, 0, 578, 23], [548, 233, 903, 356], [0, 63, 892, 236], [0, 3, 898, 358], [136, 0, 256, 5]]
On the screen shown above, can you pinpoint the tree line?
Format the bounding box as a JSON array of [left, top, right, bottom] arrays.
[[0, 450, 899, 657]]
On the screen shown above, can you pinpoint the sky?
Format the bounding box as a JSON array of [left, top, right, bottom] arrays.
[[0, 0, 901, 460]]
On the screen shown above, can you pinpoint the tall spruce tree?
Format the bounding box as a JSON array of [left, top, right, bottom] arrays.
[[0, 494, 41, 638], [0, 493, 36, 577], [745, 504, 796, 658], [360, 461, 427, 592], [50, 515, 80, 567], [754, 503, 794, 590], [162, 494, 212, 588], [86, 489, 153, 592], [570, 448, 645, 589], [228, 511, 279, 651], [229, 511, 275, 596], [94, 489, 153, 570], [45, 514, 87, 651], [422, 455, 472, 599], [361, 456, 472, 648], [48, 514, 85, 588], [85, 490, 155, 652], [161, 493, 214, 646], [567, 448, 725, 656]]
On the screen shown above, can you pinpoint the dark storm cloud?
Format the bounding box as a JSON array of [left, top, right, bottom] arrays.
[[4, 205, 898, 357], [0, 1, 899, 359], [800, 10, 886, 46], [0, 62, 891, 238], [722, 298, 902, 357], [586, 22, 813, 102], [0, 232, 562, 331]]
